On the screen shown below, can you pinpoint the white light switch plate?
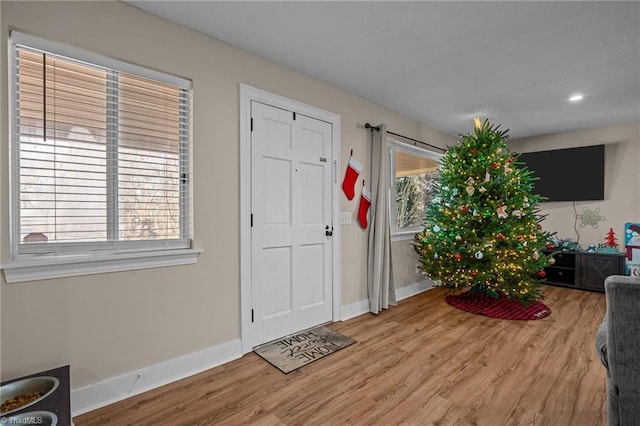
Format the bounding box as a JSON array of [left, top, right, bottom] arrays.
[[340, 212, 352, 225]]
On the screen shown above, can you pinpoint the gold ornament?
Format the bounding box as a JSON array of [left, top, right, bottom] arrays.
[[466, 186, 475, 196], [474, 117, 482, 129]]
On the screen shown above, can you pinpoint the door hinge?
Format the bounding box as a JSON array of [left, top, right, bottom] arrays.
[[250, 117, 254, 132], [293, 112, 296, 121], [251, 213, 254, 227], [251, 309, 254, 323]]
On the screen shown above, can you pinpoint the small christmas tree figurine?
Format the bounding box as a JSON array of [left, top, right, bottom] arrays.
[[414, 119, 553, 304], [604, 228, 619, 249]]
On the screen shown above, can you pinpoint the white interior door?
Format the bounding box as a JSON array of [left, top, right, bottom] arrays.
[[251, 100, 333, 347]]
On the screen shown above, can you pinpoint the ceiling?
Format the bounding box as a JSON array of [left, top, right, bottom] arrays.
[[127, 1, 640, 140]]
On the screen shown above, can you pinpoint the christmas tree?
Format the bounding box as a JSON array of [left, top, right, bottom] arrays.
[[603, 228, 619, 249], [414, 119, 553, 304]]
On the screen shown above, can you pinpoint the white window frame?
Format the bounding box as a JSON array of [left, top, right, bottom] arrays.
[[389, 139, 442, 241], [2, 32, 200, 283]]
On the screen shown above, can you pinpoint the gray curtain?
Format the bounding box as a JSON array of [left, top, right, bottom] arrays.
[[367, 124, 396, 314]]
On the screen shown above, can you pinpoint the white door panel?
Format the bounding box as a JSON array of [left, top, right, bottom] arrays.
[[251, 102, 333, 346]]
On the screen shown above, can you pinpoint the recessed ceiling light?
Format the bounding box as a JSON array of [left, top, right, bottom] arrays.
[[569, 94, 584, 102]]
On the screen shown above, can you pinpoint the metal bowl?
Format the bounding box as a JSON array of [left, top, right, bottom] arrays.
[[1, 410, 58, 426], [0, 376, 59, 416]]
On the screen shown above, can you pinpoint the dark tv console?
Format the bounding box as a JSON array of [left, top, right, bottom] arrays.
[[543, 250, 626, 293]]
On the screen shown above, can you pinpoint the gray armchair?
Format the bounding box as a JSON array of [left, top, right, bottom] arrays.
[[595, 275, 640, 426]]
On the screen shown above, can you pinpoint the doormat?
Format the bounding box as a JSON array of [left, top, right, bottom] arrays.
[[445, 291, 551, 320], [254, 326, 356, 374]]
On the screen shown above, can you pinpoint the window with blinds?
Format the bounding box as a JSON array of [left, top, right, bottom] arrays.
[[11, 33, 191, 256]]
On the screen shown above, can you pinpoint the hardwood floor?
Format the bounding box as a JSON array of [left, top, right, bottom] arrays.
[[76, 286, 607, 426]]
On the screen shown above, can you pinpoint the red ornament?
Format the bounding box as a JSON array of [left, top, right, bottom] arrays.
[[508, 156, 515, 163], [461, 205, 468, 212], [471, 271, 478, 277], [496, 233, 505, 240], [471, 148, 478, 154], [546, 243, 555, 250], [492, 162, 499, 169], [537, 270, 547, 278], [454, 253, 462, 260]]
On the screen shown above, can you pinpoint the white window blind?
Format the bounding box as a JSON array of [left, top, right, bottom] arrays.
[[11, 33, 192, 256]]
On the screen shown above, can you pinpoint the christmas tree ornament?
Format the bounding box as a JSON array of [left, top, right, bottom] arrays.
[[492, 162, 499, 169], [496, 233, 505, 240], [434, 252, 439, 259], [548, 257, 556, 265], [474, 251, 484, 260], [454, 253, 462, 260], [455, 235, 462, 241], [473, 209, 479, 216], [471, 148, 478, 154], [460, 205, 468, 212], [471, 271, 478, 277], [484, 171, 490, 181], [508, 156, 515, 163], [342, 150, 362, 200], [537, 270, 546, 278], [511, 209, 523, 218], [497, 206, 508, 219], [504, 165, 511, 174], [357, 182, 371, 229], [466, 177, 475, 184], [479, 187, 487, 193], [483, 209, 492, 218], [532, 250, 540, 260], [466, 186, 475, 196], [433, 225, 441, 232]]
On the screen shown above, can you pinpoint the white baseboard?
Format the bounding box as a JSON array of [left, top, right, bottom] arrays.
[[339, 280, 435, 321], [395, 279, 435, 301], [340, 299, 370, 321], [71, 282, 435, 417], [71, 339, 242, 417]]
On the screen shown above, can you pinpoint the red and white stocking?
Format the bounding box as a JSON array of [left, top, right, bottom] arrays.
[[342, 153, 363, 200], [358, 184, 371, 229]]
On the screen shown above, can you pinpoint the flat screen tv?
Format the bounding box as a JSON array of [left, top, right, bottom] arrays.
[[519, 145, 605, 202]]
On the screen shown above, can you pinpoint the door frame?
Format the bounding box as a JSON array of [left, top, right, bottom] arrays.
[[239, 84, 341, 354]]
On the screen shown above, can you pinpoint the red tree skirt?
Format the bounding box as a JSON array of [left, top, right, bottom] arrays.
[[445, 291, 551, 320]]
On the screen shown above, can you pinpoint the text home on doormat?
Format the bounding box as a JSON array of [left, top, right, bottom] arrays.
[[254, 326, 356, 373]]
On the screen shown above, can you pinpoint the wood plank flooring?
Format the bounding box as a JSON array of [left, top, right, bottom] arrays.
[[75, 286, 607, 426]]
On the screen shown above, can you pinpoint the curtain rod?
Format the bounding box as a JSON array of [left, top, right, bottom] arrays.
[[364, 123, 446, 153]]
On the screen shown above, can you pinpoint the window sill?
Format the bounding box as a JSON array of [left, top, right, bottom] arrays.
[[1, 248, 202, 283], [391, 231, 419, 242]]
